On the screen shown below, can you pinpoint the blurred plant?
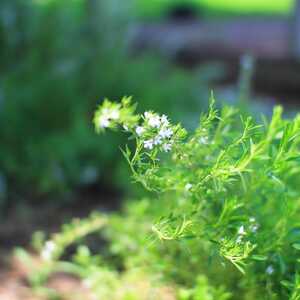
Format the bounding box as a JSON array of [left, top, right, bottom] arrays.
[[179, 275, 232, 300], [0, 0, 212, 202], [238, 54, 255, 107], [132, 0, 292, 19]]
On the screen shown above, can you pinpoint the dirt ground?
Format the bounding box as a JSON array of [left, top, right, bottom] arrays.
[[0, 185, 120, 300], [0, 255, 93, 300]]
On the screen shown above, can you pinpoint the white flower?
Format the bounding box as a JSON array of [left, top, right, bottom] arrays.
[[238, 225, 246, 236], [41, 240, 56, 261], [199, 136, 209, 145], [144, 139, 154, 150], [98, 116, 110, 128], [154, 135, 162, 145], [144, 112, 161, 128], [161, 114, 169, 125], [102, 108, 110, 114], [236, 235, 243, 244], [109, 109, 119, 120], [136, 126, 145, 136], [249, 217, 259, 232], [185, 183, 192, 191], [250, 224, 259, 233], [123, 124, 129, 131], [266, 265, 274, 275], [97, 107, 119, 129], [144, 112, 151, 119], [162, 143, 172, 152], [149, 115, 161, 128], [158, 127, 173, 139]]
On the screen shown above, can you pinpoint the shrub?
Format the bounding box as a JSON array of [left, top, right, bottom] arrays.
[[21, 96, 300, 299]]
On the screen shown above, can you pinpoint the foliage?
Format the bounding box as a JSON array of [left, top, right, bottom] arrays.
[[133, 0, 293, 19], [0, 0, 210, 201], [20, 96, 300, 299]]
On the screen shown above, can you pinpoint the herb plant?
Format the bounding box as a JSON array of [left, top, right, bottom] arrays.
[[22, 96, 300, 299]]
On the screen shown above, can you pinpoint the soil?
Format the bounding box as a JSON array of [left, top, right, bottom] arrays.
[[0, 184, 121, 300], [0, 255, 93, 300]]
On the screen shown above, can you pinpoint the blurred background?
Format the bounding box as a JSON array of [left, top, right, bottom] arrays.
[[0, 0, 300, 297]]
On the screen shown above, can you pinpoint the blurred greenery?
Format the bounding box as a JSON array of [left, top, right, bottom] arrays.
[[0, 0, 216, 203], [132, 0, 293, 19]]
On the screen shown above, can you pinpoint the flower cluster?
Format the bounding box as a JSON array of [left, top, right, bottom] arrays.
[[94, 104, 120, 131], [236, 217, 259, 244], [94, 98, 186, 157], [249, 217, 259, 233], [135, 112, 174, 153], [93, 97, 139, 133], [98, 108, 120, 128], [236, 225, 247, 244]]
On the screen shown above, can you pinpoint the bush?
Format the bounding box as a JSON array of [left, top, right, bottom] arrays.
[[21, 96, 300, 299]]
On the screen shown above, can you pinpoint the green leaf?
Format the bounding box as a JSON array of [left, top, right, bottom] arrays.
[[252, 255, 268, 261], [281, 280, 294, 290], [292, 243, 300, 250]]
